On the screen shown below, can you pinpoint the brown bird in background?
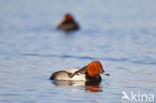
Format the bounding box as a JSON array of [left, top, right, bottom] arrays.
[[56, 13, 79, 32]]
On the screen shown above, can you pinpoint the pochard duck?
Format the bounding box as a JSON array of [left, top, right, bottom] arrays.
[[50, 61, 109, 82], [56, 13, 79, 31]]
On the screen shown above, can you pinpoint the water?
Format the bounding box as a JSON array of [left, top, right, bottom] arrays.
[[0, 0, 156, 103]]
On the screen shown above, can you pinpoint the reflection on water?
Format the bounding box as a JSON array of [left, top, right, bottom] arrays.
[[86, 85, 102, 93], [52, 80, 102, 93], [52, 80, 85, 86]]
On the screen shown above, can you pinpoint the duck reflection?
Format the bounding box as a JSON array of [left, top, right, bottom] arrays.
[[85, 82, 102, 92], [52, 80, 102, 93]]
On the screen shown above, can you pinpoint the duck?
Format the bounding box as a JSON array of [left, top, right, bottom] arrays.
[[50, 61, 109, 82], [56, 13, 79, 32]]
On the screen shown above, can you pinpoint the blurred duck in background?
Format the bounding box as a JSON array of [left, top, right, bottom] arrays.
[[56, 13, 79, 32]]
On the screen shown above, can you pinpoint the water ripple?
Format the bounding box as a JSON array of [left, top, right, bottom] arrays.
[[21, 53, 156, 65]]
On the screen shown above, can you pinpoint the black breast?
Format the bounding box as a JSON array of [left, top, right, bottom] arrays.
[[86, 74, 101, 82]]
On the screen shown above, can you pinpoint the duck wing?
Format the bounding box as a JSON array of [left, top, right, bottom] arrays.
[[69, 66, 87, 77]]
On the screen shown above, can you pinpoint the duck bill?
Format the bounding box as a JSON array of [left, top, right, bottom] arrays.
[[100, 68, 110, 76], [102, 72, 110, 76]]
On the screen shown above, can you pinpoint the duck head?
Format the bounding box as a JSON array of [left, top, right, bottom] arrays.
[[85, 61, 110, 77], [64, 13, 74, 22]]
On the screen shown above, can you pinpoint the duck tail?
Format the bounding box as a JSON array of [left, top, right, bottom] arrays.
[[50, 72, 58, 80]]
